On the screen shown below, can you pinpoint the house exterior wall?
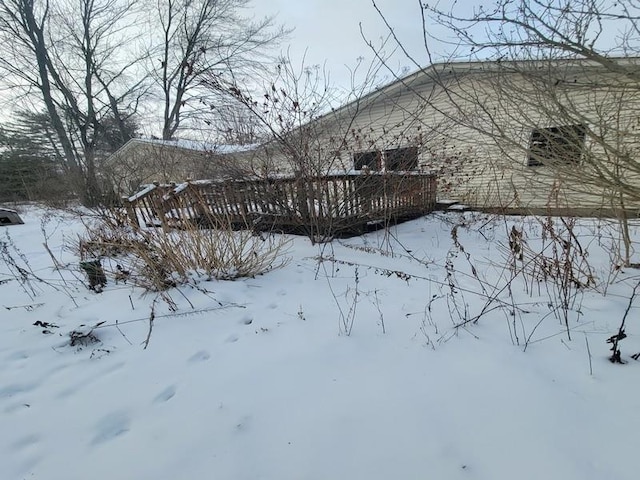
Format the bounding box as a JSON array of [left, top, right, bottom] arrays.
[[105, 142, 207, 194], [266, 60, 640, 214], [439, 67, 640, 213]]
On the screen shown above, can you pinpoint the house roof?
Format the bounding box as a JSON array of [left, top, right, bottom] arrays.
[[107, 138, 258, 162], [110, 57, 640, 161], [133, 138, 258, 154], [248, 56, 639, 152], [325, 56, 640, 121]]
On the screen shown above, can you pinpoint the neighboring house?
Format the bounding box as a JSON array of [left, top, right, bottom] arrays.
[[104, 138, 258, 195], [253, 57, 640, 215]]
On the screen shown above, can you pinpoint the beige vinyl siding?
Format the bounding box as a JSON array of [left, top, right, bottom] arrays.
[[254, 59, 640, 214], [413, 69, 640, 211]]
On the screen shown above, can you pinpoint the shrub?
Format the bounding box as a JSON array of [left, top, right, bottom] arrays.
[[75, 208, 289, 290]]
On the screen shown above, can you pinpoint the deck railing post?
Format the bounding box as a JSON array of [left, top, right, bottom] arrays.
[[152, 189, 170, 232], [123, 197, 139, 228], [189, 184, 208, 226], [296, 176, 310, 220]]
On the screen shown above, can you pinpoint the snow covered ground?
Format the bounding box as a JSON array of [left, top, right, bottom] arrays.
[[1, 206, 639, 480]]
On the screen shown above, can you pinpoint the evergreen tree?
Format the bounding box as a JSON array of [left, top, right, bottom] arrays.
[[0, 111, 68, 202]]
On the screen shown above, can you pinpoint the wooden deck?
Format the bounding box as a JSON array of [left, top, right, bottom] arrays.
[[124, 172, 437, 238]]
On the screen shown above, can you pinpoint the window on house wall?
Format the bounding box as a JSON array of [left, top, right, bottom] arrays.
[[528, 124, 586, 167], [353, 151, 380, 170], [385, 147, 419, 171]]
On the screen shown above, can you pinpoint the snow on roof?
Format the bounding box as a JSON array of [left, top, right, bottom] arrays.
[[127, 183, 156, 202], [134, 138, 258, 154]]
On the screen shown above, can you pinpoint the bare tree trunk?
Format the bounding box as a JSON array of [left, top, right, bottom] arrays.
[[0, 0, 145, 205], [19, 0, 84, 189]]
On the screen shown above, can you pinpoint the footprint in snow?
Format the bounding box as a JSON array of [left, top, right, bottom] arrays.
[[225, 334, 239, 343], [3, 402, 32, 414], [235, 415, 252, 432], [153, 385, 177, 404], [14, 453, 42, 477], [4, 350, 29, 362], [100, 361, 126, 376], [10, 434, 40, 452], [91, 411, 131, 445], [56, 361, 125, 399], [188, 350, 211, 363], [267, 303, 278, 309], [240, 315, 253, 325], [0, 381, 37, 399]]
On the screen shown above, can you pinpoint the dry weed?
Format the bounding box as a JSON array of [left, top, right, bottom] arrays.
[[74, 209, 290, 291]]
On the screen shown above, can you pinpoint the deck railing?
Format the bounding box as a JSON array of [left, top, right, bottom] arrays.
[[124, 172, 437, 237]]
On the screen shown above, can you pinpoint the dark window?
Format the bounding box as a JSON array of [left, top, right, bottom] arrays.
[[528, 124, 586, 167], [385, 147, 419, 171], [353, 151, 380, 170]]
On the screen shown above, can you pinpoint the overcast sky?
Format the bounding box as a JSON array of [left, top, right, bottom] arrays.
[[250, 0, 450, 91]]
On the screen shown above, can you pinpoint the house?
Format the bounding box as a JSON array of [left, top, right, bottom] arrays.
[[103, 138, 258, 196], [251, 57, 640, 215]]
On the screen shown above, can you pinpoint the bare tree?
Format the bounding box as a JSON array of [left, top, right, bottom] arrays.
[[199, 56, 441, 241], [206, 101, 263, 145], [0, 0, 147, 205], [205, 56, 388, 176], [149, 0, 289, 140]]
